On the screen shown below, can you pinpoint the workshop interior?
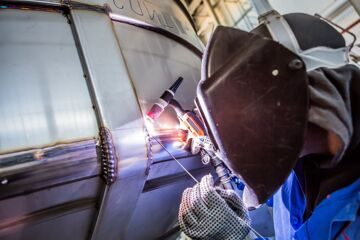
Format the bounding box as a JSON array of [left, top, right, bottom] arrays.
[[0, 0, 359, 239]]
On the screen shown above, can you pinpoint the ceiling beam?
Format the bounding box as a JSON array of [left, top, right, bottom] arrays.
[[189, 0, 203, 15]]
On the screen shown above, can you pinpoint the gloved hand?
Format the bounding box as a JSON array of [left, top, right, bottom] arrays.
[[178, 175, 251, 240]]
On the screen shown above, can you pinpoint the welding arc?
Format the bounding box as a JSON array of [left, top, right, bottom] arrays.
[[151, 136, 265, 239]]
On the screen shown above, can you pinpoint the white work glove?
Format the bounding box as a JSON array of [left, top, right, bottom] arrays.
[[178, 175, 251, 240]]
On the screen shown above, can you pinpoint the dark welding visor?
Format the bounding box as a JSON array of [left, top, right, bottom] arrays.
[[195, 26, 308, 205]]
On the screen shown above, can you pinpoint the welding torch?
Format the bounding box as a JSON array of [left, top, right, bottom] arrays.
[[146, 77, 233, 190], [146, 77, 183, 122]]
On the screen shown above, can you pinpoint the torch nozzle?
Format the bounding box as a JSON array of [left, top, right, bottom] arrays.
[[169, 77, 183, 93], [146, 77, 184, 121]]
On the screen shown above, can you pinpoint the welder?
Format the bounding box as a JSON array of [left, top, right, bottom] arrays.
[[178, 4, 360, 240]]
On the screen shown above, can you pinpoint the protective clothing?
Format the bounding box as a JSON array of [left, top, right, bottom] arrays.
[[274, 173, 360, 240], [183, 4, 359, 238], [258, 64, 360, 239], [178, 175, 251, 240], [302, 65, 360, 214], [307, 67, 353, 167], [272, 64, 360, 240]]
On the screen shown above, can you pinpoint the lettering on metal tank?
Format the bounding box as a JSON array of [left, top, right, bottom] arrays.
[[163, 12, 177, 33], [113, 0, 124, 9], [130, 0, 143, 16], [173, 17, 186, 34], [143, 1, 165, 27], [112, 0, 190, 36]]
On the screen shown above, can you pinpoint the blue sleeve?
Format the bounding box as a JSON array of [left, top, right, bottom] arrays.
[[294, 181, 360, 240], [273, 171, 306, 240]]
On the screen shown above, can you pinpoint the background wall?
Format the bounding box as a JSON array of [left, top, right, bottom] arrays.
[[183, 0, 360, 63]]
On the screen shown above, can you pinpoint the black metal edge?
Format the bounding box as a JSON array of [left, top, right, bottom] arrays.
[[150, 152, 196, 165], [154, 225, 181, 240], [142, 166, 211, 193], [0, 0, 60, 7], [172, 0, 198, 32], [0, 0, 67, 13], [0, 198, 97, 230], [0, 141, 99, 200], [0, 176, 99, 201], [111, 17, 203, 58], [0, 0, 104, 13]]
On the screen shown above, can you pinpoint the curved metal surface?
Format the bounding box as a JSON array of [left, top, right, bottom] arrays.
[[1, 0, 204, 53], [0, 2, 205, 240], [76, 11, 203, 239], [104, 0, 203, 52], [0, 8, 98, 155]]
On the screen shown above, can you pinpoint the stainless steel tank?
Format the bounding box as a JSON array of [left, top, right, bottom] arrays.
[[0, 1, 208, 239]]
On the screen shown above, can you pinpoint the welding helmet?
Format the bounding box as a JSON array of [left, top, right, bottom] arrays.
[[195, 10, 348, 207], [251, 10, 349, 71]]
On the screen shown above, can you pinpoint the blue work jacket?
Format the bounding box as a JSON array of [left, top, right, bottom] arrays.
[[273, 172, 360, 240]]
